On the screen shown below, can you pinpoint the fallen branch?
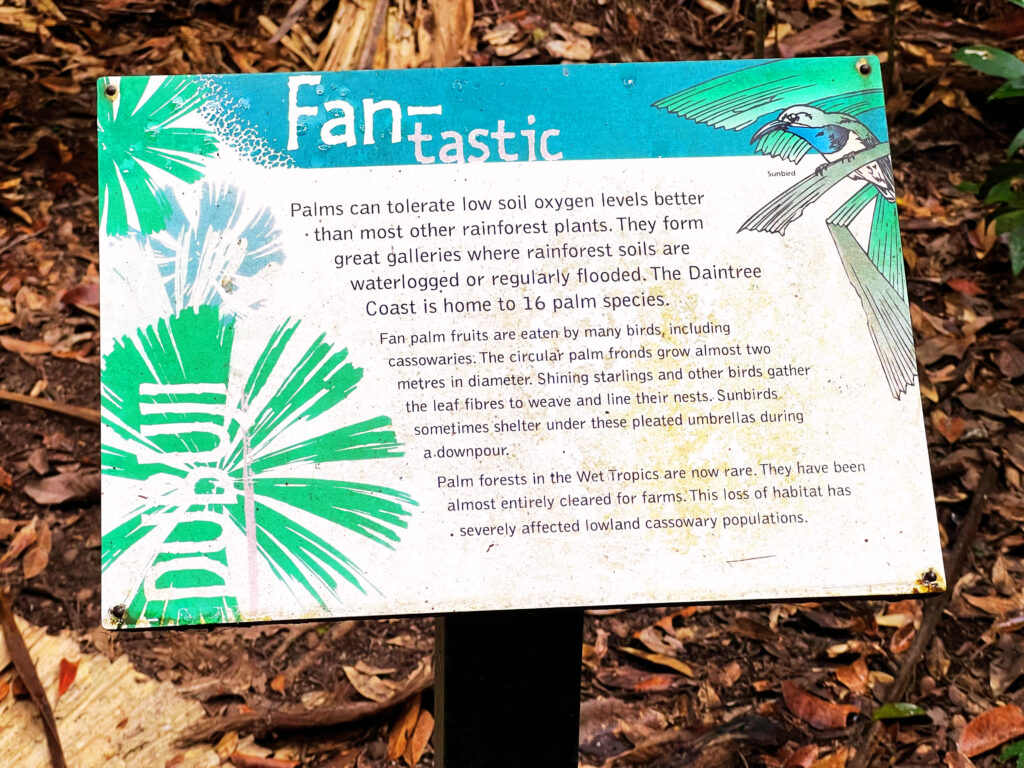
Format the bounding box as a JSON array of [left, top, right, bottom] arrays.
[[181, 662, 433, 744], [0, 590, 67, 768], [850, 464, 998, 768], [0, 388, 100, 424]]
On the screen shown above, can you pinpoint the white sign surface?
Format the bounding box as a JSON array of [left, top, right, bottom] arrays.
[[99, 58, 943, 628]]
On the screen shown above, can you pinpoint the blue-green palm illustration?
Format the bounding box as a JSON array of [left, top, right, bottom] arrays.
[[142, 182, 285, 316], [654, 58, 914, 398], [101, 305, 416, 627], [98, 76, 218, 237]]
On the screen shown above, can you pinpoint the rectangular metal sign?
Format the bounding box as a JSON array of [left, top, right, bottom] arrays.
[[99, 57, 943, 628]]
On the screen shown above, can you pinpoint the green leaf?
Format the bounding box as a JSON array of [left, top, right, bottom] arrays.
[[991, 75, 1024, 101], [979, 162, 1024, 198], [954, 46, 1024, 80], [985, 177, 1024, 208], [995, 209, 1024, 236], [999, 736, 1024, 768], [1009, 224, 1024, 277], [1009, 127, 1024, 158], [956, 180, 982, 194], [871, 702, 928, 721]]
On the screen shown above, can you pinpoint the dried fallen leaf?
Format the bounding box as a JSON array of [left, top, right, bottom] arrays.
[[947, 277, 983, 296], [964, 593, 1021, 617], [342, 665, 398, 702], [0, 518, 37, 566], [810, 747, 848, 768], [60, 283, 99, 315], [596, 666, 681, 692], [22, 546, 48, 579], [960, 705, 1024, 757], [26, 448, 48, 476], [57, 658, 78, 698], [39, 77, 80, 95], [543, 29, 592, 61], [932, 410, 966, 443], [23, 470, 100, 505], [944, 752, 977, 768], [889, 621, 916, 654], [633, 625, 680, 656], [835, 657, 870, 695], [618, 646, 695, 677], [784, 744, 819, 768], [403, 710, 433, 766], [721, 661, 742, 688], [571, 21, 600, 36], [387, 693, 421, 761], [0, 465, 11, 490], [781, 680, 859, 730], [996, 343, 1024, 380], [215, 731, 240, 759]]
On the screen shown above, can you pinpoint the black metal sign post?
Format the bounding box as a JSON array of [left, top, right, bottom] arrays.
[[435, 608, 584, 768]]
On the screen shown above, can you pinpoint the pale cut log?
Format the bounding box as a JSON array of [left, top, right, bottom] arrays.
[[0, 616, 220, 768]]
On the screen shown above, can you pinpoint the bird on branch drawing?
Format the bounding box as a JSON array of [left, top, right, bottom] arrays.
[[654, 59, 915, 399]]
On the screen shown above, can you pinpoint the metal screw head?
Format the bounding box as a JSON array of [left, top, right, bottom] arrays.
[[922, 569, 938, 584], [857, 58, 871, 76], [110, 604, 126, 619], [104, 83, 118, 98]]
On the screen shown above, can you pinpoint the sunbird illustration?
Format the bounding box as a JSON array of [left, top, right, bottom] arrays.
[[654, 60, 915, 399], [750, 105, 897, 203]]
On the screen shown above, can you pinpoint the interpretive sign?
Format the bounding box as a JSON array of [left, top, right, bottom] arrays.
[[99, 57, 943, 629]]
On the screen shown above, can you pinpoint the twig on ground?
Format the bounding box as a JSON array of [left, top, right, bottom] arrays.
[[181, 662, 434, 743], [0, 388, 100, 424], [269, 0, 310, 43], [0, 231, 42, 259], [0, 589, 68, 768], [849, 464, 998, 768]]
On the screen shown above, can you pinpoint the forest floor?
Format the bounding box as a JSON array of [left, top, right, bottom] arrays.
[[1, 0, 1024, 766]]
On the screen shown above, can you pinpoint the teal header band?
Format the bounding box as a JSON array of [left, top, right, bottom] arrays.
[[101, 57, 886, 170]]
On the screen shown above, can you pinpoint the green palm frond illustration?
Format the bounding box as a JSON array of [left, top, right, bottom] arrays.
[[100, 305, 416, 627], [98, 76, 218, 237]]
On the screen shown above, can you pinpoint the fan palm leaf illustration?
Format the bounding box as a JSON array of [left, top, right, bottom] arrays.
[[139, 182, 286, 317], [101, 305, 416, 627], [654, 58, 915, 398], [98, 75, 218, 237]]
